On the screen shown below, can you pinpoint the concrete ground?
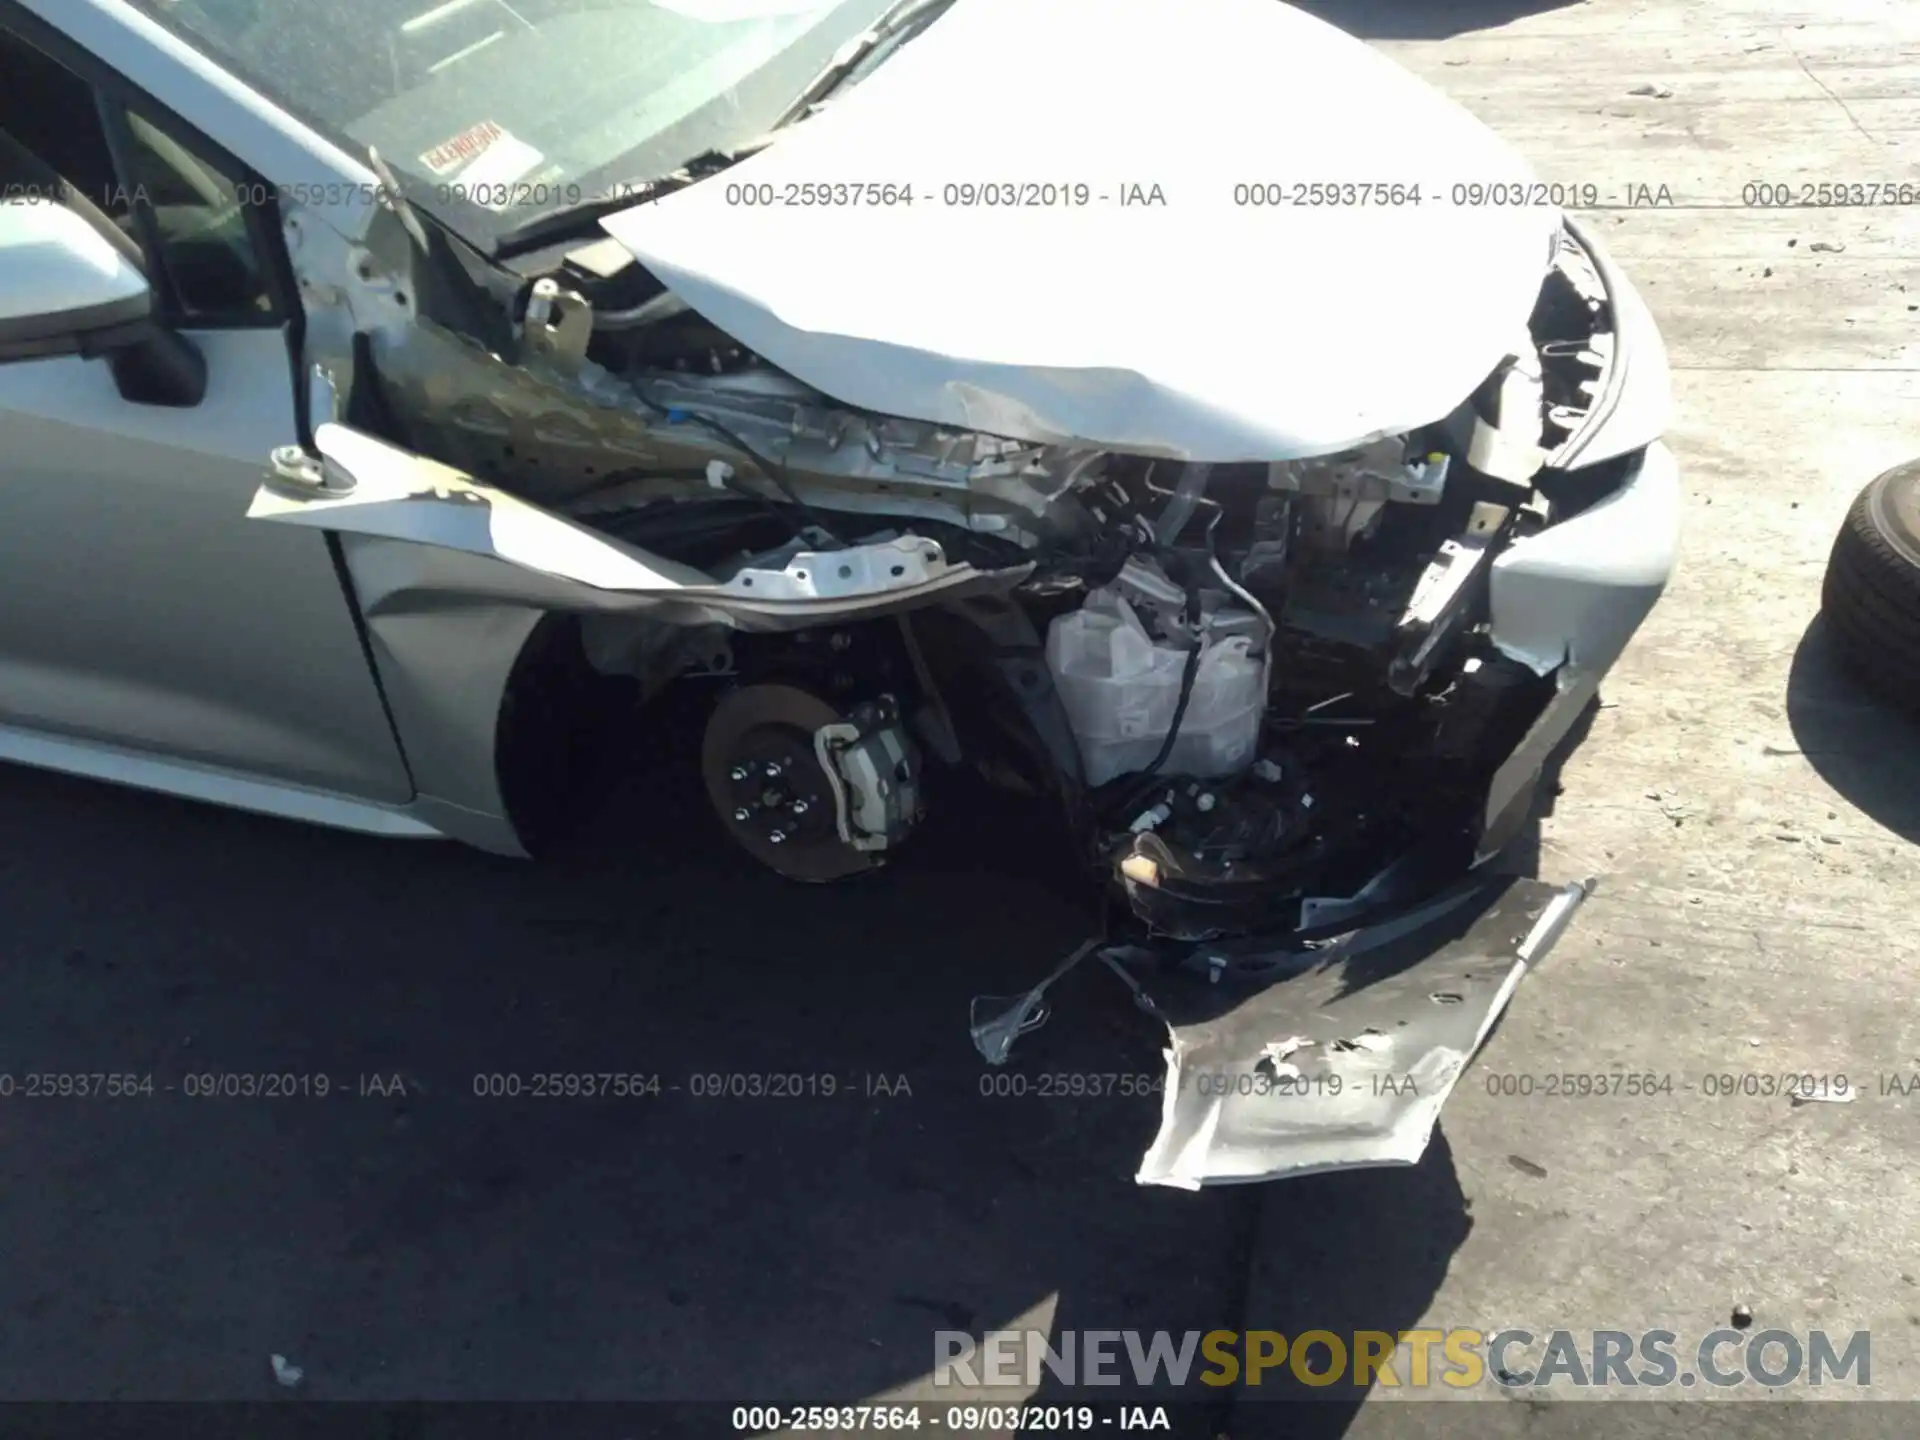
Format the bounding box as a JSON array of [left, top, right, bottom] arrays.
[[3, 0, 1918, 1435]]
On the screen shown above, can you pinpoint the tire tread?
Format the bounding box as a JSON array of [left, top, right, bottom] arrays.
[[1823, 466, 1920, 712]]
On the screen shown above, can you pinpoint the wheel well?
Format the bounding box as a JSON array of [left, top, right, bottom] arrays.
[[493, 613, 636, 856]]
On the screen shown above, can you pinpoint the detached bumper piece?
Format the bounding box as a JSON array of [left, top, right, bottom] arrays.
[[1133, 874, 1589, 1188]]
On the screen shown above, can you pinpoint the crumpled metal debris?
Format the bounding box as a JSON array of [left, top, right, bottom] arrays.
[[1133, 875, 1591, 1187], [968, 874, 1592, 1186], [969, 939, 1102, 1066]]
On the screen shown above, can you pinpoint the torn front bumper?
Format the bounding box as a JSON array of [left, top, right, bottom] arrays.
[[1131, 874, 1589, 1188]]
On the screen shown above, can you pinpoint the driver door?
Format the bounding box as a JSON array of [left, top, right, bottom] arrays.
[[0, 23, 413, 805]]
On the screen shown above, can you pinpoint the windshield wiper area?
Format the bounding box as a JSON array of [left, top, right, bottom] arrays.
[[491, 136, 777, 259], [768, 0, 956, 132]]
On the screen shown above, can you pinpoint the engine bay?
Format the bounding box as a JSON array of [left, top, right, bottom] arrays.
[[621, 438, 1561, 943], [348, 216, 1623, 945]]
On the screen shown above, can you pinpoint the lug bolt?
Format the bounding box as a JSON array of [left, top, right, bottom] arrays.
[[733, 807, 752, 822], [768, 829, 787, 844], [791, 800, 809, 815], [763, 760, 784, 778], [729, 764, 751, 781]]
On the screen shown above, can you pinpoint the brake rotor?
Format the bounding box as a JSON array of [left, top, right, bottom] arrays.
[[700, 683, 871, 883]]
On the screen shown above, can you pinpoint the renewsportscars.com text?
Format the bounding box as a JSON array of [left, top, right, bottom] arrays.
[[934, 1327, 1871, 1390]]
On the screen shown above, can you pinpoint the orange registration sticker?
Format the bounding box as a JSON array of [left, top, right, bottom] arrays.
[[419, 119, 506, 177]]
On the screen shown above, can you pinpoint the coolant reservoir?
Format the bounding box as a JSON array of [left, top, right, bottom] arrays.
[[1045, 587, 1264, 787]]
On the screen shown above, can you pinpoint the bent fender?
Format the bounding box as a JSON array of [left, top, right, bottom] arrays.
[[247, 423, 1030, 631]]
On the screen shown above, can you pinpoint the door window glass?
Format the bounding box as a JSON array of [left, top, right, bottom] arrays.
[[0, 26, 274, 322], [117, 110, 272, 319]]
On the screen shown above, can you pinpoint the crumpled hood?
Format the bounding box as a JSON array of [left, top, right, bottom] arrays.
[[599, 0, 1563, 460]]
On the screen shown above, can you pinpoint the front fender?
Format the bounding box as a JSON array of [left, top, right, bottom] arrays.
[[249, 424, 1031, 632]]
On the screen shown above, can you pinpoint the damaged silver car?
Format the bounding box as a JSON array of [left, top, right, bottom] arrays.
[[0, 0, 1679, 1184]]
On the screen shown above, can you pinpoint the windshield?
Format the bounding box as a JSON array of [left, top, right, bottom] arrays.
[[129, 0, 900, 236]]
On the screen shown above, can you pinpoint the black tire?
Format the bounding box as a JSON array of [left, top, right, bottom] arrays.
[[1822, 459, 1920, 712]]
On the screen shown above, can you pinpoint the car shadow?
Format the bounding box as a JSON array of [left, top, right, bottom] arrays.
[[1288, 0, 1588, 40], [1474, 686, 1600, 886], [0, 747, 1215, 1410], [1219, 1132, 1472, 1435], [0, 702, 1503, 1427], [1785, 612, 1920, 845]]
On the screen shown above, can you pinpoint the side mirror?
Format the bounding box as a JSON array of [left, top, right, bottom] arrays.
[[0, 198, 205, 406]]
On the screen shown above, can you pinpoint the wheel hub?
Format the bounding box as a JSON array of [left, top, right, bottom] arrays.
[[700, 683, 874, 882]]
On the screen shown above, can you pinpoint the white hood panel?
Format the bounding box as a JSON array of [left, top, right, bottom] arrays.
[[599, 0, 1562, 460]]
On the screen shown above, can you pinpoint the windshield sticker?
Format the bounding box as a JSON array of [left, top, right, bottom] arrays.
[[646, 0, 829, 21], [419, 119, 507, 177], [456, 133, 547, 199]]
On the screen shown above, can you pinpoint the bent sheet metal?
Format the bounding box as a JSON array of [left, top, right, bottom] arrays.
[[1132, 875, 1591, 1188]]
